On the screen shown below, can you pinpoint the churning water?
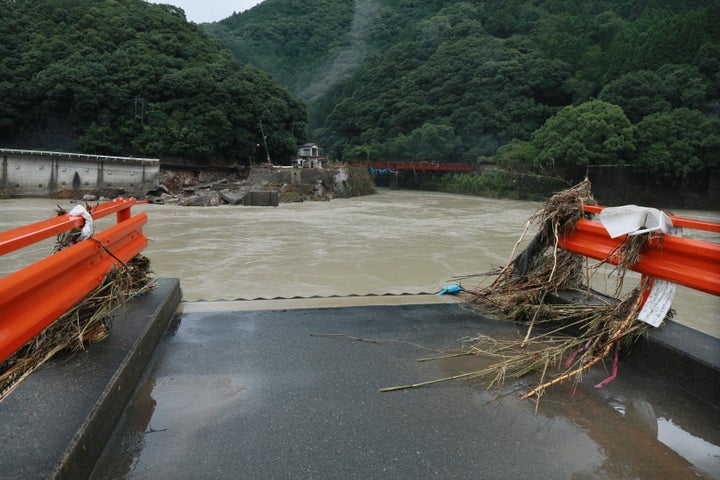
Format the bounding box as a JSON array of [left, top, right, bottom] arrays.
[[1, 189, 718, 337]]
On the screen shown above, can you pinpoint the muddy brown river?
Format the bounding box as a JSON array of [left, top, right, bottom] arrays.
[[1, 189, 718, 336]]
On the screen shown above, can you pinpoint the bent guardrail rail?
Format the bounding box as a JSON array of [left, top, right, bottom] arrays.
[[0, 198, 148, 363], [558, 205, 720, 297]]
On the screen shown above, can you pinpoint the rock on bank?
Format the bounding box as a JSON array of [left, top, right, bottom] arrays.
[[150, 164, 376, 206]]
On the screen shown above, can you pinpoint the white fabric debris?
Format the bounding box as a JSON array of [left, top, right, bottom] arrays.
[[598, 205, 674, 238], [636, 225, 682, 327], [638, 279, 676, 327], [597, 205, 683, 327], [68, 205, 95, 241]]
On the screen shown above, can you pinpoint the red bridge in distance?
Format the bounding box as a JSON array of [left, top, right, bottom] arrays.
[[368, 161, 475, 173]]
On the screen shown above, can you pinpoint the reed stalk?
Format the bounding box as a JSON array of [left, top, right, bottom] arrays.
[[382, 180, 662, 400]]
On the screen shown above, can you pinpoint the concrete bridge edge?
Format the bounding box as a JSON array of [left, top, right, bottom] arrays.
[[53, 278, 182, 479], [0, 277, 181, 480], [56, 277, 182, 479]]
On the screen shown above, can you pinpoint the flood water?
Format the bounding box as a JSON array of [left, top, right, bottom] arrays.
[[2, 189, 718, 337]]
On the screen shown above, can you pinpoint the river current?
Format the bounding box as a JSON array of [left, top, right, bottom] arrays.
[[1, 189, 718, 337]]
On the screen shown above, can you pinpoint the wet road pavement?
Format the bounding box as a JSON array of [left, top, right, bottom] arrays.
[[91, 303, 720, 480]]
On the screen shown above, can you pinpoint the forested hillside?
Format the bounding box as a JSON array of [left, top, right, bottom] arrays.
[[210, 0, 720, 187], [0, 0, 306, 163], [1, 0, 717, 189]]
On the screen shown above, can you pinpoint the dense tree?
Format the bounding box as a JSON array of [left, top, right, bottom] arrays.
[[655, 64, 709, 109], [598, 70, 670, 122], [599, 63, 710, 122], [532, 100, 634, 178], [310, 22, 574, 161], [376, 122, 462, 162], [494, 140, 539, 171], [206, 0, 357, 95], [3, 0, 718, 181], [208, 0, 717, 172], [0, 0, 306, 163], [634, 108, 720, 179], [603, 7, 719, 81]]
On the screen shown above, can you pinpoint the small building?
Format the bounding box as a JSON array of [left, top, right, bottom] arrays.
[[296, 143, 326, 169]]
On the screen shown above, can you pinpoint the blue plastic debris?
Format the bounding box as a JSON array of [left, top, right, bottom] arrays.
[[436, 284, 463, 296]]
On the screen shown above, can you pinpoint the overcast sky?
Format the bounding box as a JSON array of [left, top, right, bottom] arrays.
[[148, 1, 264, 23]]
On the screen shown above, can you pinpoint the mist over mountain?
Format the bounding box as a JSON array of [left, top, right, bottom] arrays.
[[1, 0, 716, 192], [207, 0, 719, 185]]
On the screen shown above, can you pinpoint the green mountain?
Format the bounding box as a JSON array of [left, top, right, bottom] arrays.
[[0, 0, 307, 163], [208, 0, 720, 181], [2, 0, 716, 180]]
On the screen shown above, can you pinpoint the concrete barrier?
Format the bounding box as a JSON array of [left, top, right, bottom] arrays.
[[244, 190, 279, 206], [0, 148, 159, 198], [0, 278, 181, 480]]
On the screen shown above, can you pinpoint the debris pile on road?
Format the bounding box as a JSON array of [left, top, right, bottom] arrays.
[[383, 180, 666, 402], [464, 180, 659, 401]]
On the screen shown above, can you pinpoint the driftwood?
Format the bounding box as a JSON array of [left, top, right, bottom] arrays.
[[382, 180, 664, 401]]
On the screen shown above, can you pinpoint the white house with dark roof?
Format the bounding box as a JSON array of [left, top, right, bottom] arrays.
[[296, 143, 326, 168]]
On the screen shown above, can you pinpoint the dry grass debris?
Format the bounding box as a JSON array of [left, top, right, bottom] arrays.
[[383, 180, 666, 402], [0, 205, 154, 402]]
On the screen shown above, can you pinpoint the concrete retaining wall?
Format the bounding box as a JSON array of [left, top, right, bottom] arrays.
[[0, 148, 159, 198], [246, 165, 375, 199], [586, 164, 719, 209]]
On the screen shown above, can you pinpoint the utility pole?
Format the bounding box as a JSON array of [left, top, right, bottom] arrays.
[[257, 119, 270, 164], [134, 95, 145, 126]]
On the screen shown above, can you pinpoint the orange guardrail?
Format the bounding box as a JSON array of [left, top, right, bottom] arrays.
[[582, 205, 720, 234], [558, 206, 720, 296], [0, 198, 148, 363]]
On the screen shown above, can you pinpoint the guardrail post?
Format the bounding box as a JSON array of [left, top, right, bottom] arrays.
[[117, 207, 131, 223]]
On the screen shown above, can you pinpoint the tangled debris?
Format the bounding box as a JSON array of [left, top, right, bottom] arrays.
[[383, 180, 668, 403], [0, 205, 154, 402]]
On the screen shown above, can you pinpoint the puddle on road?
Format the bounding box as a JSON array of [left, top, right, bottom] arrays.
[[434, 351, 720, 479], [150, 375, 248, 426], [91, 373, 249, 479], [94, 323, 720, 480], [89, 303, 720, 480]]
